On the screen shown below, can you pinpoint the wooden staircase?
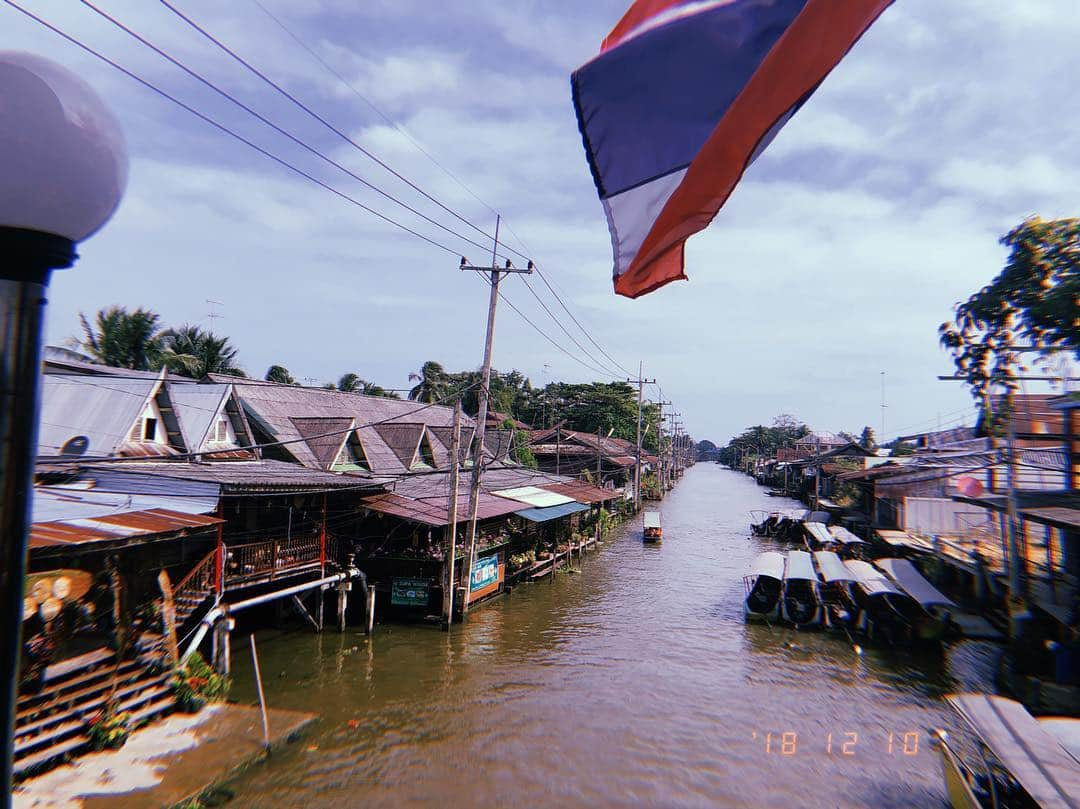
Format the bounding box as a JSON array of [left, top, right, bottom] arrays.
[[14, 647, 174, 779], [172, 549, 218, 630]]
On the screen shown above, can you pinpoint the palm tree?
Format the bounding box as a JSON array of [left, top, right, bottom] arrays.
[[265, 365, 296, 385], [408, 361, 448, 403], [79, 306, 164, 370], [158, 325, 244, 378], [337, 373, 361, 393]]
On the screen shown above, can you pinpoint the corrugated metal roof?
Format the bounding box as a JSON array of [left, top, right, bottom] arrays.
[[515, 502, 590, 523], [539, 481, 619, 503], [73, 460, 388, 493], [30, 486, 221, 550], [491, 486, 575, 507], [361, 491, 522, 527], [170, 383, 230, 450], [38, 375, 159, 458], [375, 423, 424, 468]]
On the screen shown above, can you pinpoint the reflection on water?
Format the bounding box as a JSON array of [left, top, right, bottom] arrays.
[[224, 465, 1000, 808]]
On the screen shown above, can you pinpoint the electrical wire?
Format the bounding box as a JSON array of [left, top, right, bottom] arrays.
[[157, 0, 500, 250], [77, 0, 503, 262], [3, 0, 470, 259]]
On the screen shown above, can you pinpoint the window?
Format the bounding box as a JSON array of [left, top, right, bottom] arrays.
[[143, 417, 157, 441], [212, 419, 229, 442]]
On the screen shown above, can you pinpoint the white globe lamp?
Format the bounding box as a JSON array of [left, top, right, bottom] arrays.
[[0, 51, 127, 793]]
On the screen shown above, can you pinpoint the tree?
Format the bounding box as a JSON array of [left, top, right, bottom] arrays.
[[79, 306, 164, 370], [265, 365, 296, 385], [337, 373, 361, 393], [858, 426, 877, 450], [158, 325, 244, 378], [408, 361, 449, 403], [940, 216, 1079, 403]]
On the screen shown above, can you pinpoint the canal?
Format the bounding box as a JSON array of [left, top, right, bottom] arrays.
[[225, 463, 999, 807]]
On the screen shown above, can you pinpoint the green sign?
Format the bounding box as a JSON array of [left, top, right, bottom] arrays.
[[391, 578, 430, 607], [469, 555, 500, 592]]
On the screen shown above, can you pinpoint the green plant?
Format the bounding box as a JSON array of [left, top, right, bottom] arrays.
[[88, 705, 131, 750], [172, 652, 230, 713]]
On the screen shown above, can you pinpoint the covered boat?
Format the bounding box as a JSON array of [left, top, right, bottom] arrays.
[[802, 522, 833, 551], [934, 693, 1080, 809], [826, 526, 869, 559], [813, 551, 858, 631], [843, 560, 925, 643], [875, 558, 956, 640], [643, 511, 662, 542], [781, 550, 821, 628], [743, 551, 785, 622]]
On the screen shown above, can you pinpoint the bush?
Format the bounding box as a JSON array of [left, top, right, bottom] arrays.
[[173, 652, 230, 713], [88, 706, 131, 750]]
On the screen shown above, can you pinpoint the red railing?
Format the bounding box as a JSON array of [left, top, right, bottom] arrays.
[[223, 533, 337, 584]]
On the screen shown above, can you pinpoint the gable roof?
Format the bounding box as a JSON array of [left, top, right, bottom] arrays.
[[291, 417, 355, 469], [375, 423, 425, 468], [170, 383, 231, 450]]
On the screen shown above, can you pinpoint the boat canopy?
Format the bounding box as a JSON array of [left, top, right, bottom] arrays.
[[807, 510, 830, 524], [784, 550, 817, 582], [814, 551, 856, 583], [827, 526, 866, 545], [948, 693, 1080, 808], [875, 558, 956, 609], [643, 511, 662, 529], [843, 560, 904, 597], [749, 551, 785, 580], [804, 522, 832, 547]]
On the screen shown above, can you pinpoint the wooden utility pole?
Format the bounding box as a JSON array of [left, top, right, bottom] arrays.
[[656, 399, 672, 492], [627, 362, 655, 511], [459, 217, 532, 618], [555, 425, 561, 477], [441, 401, 462, 630]]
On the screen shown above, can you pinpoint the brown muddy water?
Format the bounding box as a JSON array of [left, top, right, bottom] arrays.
[[224, 464, 1000, 808]]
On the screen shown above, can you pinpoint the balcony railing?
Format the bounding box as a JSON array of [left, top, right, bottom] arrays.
[[223, 533, 338, 585]]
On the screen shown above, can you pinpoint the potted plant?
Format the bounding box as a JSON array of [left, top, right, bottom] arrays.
[[172, 652, 230, 713], [88, 705, 131, 750]]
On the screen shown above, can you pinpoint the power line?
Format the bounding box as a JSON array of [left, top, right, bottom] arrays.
[[77, 0, 503, 261], [156, 0, 501, 250], [237, 0, 635, 380], [3, 1, 473, 260]]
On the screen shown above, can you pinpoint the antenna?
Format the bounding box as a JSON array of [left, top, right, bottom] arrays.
[[206, 298, 224, 329]]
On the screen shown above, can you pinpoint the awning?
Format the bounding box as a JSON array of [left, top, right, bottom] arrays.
[[492, 486, 575, 508], [515, 501, 590, 523]]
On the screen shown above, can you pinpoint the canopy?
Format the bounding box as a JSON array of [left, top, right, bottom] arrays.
[[803, 522, 832, 547], [749, 551, 785, 580], [784, 550, 817, 582], [814, 551, 855, 584], [807, 510, 831, 524], [875, 558, 956, 609], [643, 511, 662, 529], [492, 486, 575, 508], [515, 501, 590, 523], [948, 694, 1080, 809], [843, 560, 903, 597], [827, 526, 866, 545]]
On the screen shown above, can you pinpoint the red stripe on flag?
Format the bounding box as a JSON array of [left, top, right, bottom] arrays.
[[601, 0, 687, 51], [614, 0, 893, 298]]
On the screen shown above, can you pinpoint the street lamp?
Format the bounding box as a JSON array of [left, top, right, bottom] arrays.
[[0, 51, 127, 795]]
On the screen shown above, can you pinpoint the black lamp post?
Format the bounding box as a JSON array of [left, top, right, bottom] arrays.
[[0, 51, 127, 799]]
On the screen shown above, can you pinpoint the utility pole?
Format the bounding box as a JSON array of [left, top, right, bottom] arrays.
[[656, 399, 672, 493], [441, 401, 462, 630], [627, 362, 656, 511], [459, 217, 533, 619], [555, 424, 561, 477]]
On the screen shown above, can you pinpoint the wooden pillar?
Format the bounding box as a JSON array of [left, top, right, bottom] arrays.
[[212, 616, 231, 675], [320, 493, 327, 576], [317, 585, 325, 629], [365, 585, 375, 634], [338, 581, 349, 633], [214, 502, 224, 599]]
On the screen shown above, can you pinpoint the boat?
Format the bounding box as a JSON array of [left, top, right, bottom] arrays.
[[933, 693, 1080, 808], [842, 560, 926, 643], [781, 550, 822, 628], [643, 511, 662, 542], [826, 525, 869, 559], [743, 551, 785, 622], [802, 521, 833, 551], [812, 551, 858, 631], [874, 557, 956, 641]]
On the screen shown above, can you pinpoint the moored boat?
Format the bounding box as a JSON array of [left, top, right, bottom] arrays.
[[933, 693, 1080, 809], [874, 557, 956, 641], [743, 551, 785, 622], [781, 550, 822, 628], [812, 551, 858, 631], [843, 560, 924, 643], [826, 525, 869, 559], [643, 511, 662, 542]]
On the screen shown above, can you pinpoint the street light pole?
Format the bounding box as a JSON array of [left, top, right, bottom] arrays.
[[0, 52, 127, 799]]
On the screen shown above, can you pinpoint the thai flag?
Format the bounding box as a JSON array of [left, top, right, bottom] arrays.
[[572, 0, 894, 298]]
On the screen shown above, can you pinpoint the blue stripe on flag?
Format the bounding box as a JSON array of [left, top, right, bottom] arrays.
[[573, 0, 808, 199]]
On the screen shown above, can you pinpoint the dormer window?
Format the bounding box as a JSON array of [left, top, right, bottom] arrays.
[[143, 417, 157, 441], [212, 418, 229, 443]]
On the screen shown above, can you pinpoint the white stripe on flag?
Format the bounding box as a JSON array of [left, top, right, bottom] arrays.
[[601, 168, 687, 279]]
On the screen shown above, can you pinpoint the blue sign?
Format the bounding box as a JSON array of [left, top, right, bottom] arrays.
[[469, 555, 499, 592]]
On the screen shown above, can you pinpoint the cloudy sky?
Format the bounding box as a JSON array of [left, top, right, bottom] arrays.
[[6, 0, 1077, 444]]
